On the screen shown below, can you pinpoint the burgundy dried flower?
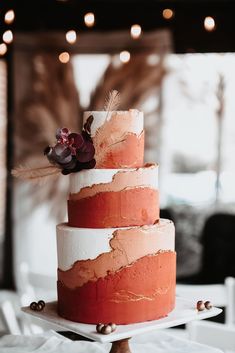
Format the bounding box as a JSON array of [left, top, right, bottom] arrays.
[[44, 116, 96, 174]]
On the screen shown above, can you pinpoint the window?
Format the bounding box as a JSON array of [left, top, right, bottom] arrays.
[[160, 53, 235, 207]]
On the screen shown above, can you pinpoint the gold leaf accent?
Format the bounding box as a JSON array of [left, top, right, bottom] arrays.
[[12, 165, 61, 184]]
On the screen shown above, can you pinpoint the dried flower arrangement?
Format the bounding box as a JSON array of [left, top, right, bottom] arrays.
[[13, 53, 165, 219], [12, 118, 95, 181], [44, 116, 96, 175], [12, 89, 121, 182]]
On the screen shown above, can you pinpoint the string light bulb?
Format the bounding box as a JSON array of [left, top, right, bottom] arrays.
[[84, 12, 95, 27], [130, 24, 142, 39], [0, 43, 7, 56], [3, 30, 13, 44], [59, 52, 70, 63], [204, 16, 216, 32], [162, 8, 174, 20], [66, 30, 77, 44], [4, 9, 15, 24], [120, 50, 130, 64]]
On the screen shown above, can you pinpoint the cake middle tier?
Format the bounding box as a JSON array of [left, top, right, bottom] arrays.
[[68, 163, 159, 228]]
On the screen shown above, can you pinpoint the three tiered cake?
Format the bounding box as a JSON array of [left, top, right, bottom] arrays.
[[56, 109, 176, 324]]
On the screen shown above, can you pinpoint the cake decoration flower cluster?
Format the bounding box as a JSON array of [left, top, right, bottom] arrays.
[[44, 115, 96, 175], [11, 92, 119, 182]]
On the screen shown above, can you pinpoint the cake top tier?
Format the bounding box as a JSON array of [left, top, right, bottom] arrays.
[[83, 110, 143, 137], [83, 110, 144, 169]]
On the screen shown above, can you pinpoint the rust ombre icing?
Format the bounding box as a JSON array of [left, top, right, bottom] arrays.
[[84, 110, 144, 168], [57, 221, 176, 324], [68, 163, 159, 228], [56, 108, 176, 325]]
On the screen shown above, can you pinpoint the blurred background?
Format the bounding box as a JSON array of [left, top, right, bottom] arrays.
[[0, 0, 235, 344]]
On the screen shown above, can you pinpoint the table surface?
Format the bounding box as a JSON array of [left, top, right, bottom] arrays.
[[0, 329, 224, 353], [22, 297, 222, 343]]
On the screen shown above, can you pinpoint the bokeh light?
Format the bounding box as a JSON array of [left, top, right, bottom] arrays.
[[130, 24, 142, 39], [163, 8, 174, 20], [66, 30, 77, 44], [3, 30, 13, 44], [204, 16, 216, 31], [0, 43, 7, 56], [120, 51, 131, 63], [84, 12, 95, 27], [59, 52, 70, 63], [4, 10, 15, 24]]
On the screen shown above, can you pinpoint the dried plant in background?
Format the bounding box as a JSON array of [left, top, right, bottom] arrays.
[[12, 165, 60, 183], [89, 54, 166, 110], [89, 54, 166, 162], [14, 54, 82, 219], [15, 52, 166, 219]]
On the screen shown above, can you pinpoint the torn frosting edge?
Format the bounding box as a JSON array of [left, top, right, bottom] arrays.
[[69, 163, 158, 195]]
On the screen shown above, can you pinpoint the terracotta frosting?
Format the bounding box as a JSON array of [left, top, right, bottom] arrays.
[[68, 187, 159, 228], [57, 251, 176, 324], [68, 164, 159, 228], [57, 219, 175, 288], [83, 110, 144, 168]]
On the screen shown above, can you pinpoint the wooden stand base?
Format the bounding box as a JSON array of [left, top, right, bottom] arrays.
[[110, 338, 131, 353]]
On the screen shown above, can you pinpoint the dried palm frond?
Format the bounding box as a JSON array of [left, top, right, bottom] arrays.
[[14, 53, 82, 219], [89, 53, 166, 165], [12, 165, 61, 184], [14, 48, 166, 220], [89, 54, 166, 110]]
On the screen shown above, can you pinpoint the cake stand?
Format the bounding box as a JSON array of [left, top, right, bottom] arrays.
[[22, 297, 222, 353]]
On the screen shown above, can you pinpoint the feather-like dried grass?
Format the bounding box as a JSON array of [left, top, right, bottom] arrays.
[[104, 90, 121, 116], [12, 165, 61, 185]]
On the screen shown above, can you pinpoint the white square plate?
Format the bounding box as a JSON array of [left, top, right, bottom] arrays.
[[22, 297, 222, 343]]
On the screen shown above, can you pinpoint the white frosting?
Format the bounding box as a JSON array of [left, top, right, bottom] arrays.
[[56, 219, 174, 271], [69, 164, 158, 194], [70, 168, 121, 193], [83, 110, 143, 137], [57, 224, 114, 271]]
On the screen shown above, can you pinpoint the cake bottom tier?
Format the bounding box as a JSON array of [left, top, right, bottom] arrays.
[[57, 251, 176, 324]]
